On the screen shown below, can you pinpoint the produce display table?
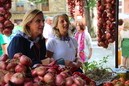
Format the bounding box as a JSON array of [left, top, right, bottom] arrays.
[[0, 53, 96, 86]]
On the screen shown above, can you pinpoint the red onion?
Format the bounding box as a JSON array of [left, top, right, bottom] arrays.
[[13, 53, 23, 59], [4, 72, 14, 83], [55, 74, 65, 86], [35, 66, 47, 76], [0, 54, 8, 61], [20, 55, 32, 66], [65, 77, 74, 86], [10, 73, 25, 85], [43, 72, 54, 84], [15, 64, 27, 73], [6, 62, 17, 72]]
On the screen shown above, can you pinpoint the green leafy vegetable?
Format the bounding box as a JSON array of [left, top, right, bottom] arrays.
[[82, 55, 109, 73]]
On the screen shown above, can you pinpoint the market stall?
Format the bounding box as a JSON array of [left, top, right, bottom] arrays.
[[1, 0, 127, 86]]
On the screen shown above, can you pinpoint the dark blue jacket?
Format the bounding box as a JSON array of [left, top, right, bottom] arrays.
[[7, 34, 46, 65]]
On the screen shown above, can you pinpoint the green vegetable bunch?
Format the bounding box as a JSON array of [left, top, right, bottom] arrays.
[[82, 55, 109, 73]]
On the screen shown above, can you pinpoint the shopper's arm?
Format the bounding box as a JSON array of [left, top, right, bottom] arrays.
[[1, 43, 7, 54]]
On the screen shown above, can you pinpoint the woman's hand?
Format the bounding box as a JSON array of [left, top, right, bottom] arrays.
[[76, 61, 82, 68], [67, 61, 82, 69], [69, 62, 77, 68]]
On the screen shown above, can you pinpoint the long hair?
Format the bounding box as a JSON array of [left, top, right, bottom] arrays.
[[75, 21, 85, 31], [52, 13, 70, 38], [21, 9, 44, 36]]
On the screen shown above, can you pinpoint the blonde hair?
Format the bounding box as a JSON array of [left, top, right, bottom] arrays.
[[21, 9, 44, 36], [123, 21, 129, 31], [52, 13, 70, 38]]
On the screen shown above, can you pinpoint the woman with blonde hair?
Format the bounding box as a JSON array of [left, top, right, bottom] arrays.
[[120, 21, 129, 68], [7, 9, 46, 65], [46, 14, 82, 72]]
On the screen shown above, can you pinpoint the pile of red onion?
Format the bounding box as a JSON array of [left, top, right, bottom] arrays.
[[0, 53, 96, 86], [0, 0, 14, 36]]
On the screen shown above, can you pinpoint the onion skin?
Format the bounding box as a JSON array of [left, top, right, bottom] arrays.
[[43, 72, 54, 84], [4, 83, 10, 86], [24, 78, 32, 83], [0, 7, 6, 15], [4, 2, 11, 10], [35, 66, 47, 76], [106, 0, 112, 3], [24, 81, 34, 86], [33, 83, 40, 86], [13, 53, 23, 59], [38, 75, 44, 82], [106, 32, 111, 39], [0, 23, 4, 30], [71, 83, 78, 86], [10, 73, 25, 85], [0, 16, 5, 23], [0, 0, 6, 3], [4, 11, 11, 19], [0, 70, 6, 85], [4, 72, 14, 83], [15, 64, 27, 73], [33, 77, 41, 83], [74, 77, 85, 86], [65, 77, 74, 86], [60, 71, 69, 78], [0, 61, 7, 70], [20, 55, 32, 66], [55, 74, 65, 86], [4, 20, 13, 27], [6, 62, 17, 72], [0, 54, 8, 61], [47, 68, 57, 74], [31, 69, 37, 77]]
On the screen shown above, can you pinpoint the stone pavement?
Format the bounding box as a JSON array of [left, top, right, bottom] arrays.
[[88, 40, 115, 68]]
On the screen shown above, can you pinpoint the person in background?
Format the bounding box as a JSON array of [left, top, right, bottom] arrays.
[[7, 9, 46, 65], [118, 19, 124, 30], [118, 19, 124, 48], [12, 21, 22, 36], [0, 34, 8, 56], [46, 14, 82, 72], [43, 16, 54, 40], [74, 21, 92, 63], [120, 21, 129, 68], [69, 21, 76, 37]]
